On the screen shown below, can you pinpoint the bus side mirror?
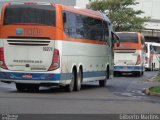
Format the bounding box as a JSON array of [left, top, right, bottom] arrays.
[[63, 13, 66, 23], [111, 31, 120, 47]]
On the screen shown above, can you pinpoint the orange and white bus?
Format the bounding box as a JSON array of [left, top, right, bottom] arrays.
[[0, 2, 119, 92], [145, 42, 160, 71], [114, 32, 146, 76]]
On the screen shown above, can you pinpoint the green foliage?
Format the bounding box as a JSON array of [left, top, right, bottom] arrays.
[[88, 0, 149, 32], [150, 86, 160, 93]]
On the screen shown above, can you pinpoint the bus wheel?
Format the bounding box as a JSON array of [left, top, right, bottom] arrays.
[[141, 71, 144, 75], [25, 84, 39, 92], [134, 71, 141, 77], [99, 69, 109, 87], [16, 83, 26, 92], [153, 63, 155, 71], [151, 63, 154, 71], [114, 71, 119, 77], [75, 68, 82, 91], [65, 70, 76, 92]]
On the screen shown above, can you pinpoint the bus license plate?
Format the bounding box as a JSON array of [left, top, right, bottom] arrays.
[[22, 74, 32, 79]]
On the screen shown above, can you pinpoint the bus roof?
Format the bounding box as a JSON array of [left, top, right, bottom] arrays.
[[150, 42, 160, 47], [2, 2, 107, 21], [61, 4, 103, 20], [145, 42, 156, 44]]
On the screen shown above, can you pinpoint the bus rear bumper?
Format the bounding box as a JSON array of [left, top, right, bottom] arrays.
[[114, 65, 143, 72], [0, 79, 72, 87], [0, 72, 71, 86]]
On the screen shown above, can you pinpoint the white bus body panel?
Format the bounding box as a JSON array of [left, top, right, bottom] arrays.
[[60, 41, 110, 82], [0, 39, 111, 85], [3, 39, 54, 72], [114, 50, 145, 72], [145, 42, 152, 70], [145, 42, 160, 70]]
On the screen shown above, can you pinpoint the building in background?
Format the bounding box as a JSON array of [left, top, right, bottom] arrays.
[[134, 0, 160, 30], [133, 0, 160, 42]]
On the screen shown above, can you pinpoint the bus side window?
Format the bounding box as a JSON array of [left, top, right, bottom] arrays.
[[103, 21, 109, 42], [141, 35, 145, 44], [141, 35, 146, 51], [151, 46, 156, 53], [63, 11, 77, 38], [145, 44, 148, 53], [62, 11, 109, 42], [154, 46, 157, 53], [141, 36, 145, 45]]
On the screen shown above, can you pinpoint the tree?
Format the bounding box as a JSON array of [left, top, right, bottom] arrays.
[[88, 0, 149, 32]]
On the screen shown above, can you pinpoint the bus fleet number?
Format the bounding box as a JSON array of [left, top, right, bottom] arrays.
[[43, 47, 53, 52]]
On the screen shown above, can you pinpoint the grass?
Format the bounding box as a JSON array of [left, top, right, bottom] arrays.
[[153, 75, 160, 82], [150, 86, 160, 93]]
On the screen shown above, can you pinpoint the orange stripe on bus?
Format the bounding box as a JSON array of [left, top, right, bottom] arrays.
[[114, 42, 141, 50], [60, 35, 108, 45]]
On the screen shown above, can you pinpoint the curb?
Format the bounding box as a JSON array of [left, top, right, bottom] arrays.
[[144, 87, 160, 97]]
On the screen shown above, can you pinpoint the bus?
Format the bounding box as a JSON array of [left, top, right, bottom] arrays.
[[114, 32, 146, 77], [145, 42, 160, 71], [0, 2, 119, 92]]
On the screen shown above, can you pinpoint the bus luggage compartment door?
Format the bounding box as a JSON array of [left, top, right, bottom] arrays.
[[3, 39, 55, 72]]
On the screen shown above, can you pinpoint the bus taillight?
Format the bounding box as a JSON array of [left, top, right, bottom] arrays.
[[6, 3, 11, 7], [135, 54, 141, 65], [48, 49, 60, 71], [0, 48, 8, 69], [145, 57, 149, 64]]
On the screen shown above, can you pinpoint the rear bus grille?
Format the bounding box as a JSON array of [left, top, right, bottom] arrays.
[[115, 49, 136, 53], [7, 40, 50, 46]]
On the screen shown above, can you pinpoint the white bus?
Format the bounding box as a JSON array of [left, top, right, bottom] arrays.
[[145, 42, 160, 71], [114, 32, 146, 77], [0, 2, 119, 92]]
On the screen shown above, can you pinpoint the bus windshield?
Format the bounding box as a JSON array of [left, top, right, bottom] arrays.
[[117, 33, 138, 43], [153, 46, 160, 54], [4, 4, 55, 26]]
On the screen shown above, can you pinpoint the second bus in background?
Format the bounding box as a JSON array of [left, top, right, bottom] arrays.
[[114, 32, 146, 77]]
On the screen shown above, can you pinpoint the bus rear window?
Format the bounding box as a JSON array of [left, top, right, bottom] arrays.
[[4, 4, 55, 26], [117, 33, 138, 43]]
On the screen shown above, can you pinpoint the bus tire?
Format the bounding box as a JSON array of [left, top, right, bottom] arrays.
[[16, 83, 26, 92], [134, 71, 141, 77], [99, 68, 109, 87], [153, 63, 155, 71], [142, 71, 144, 76], [114, 71, 119, 77], [65, 70, 76, 92], [26, 84, 39, 92], [151, 63, 154, 71], [75, 68, 82, 91]]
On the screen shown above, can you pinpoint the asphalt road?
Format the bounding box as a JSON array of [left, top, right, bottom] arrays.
[[0, 71, 160, 114]]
